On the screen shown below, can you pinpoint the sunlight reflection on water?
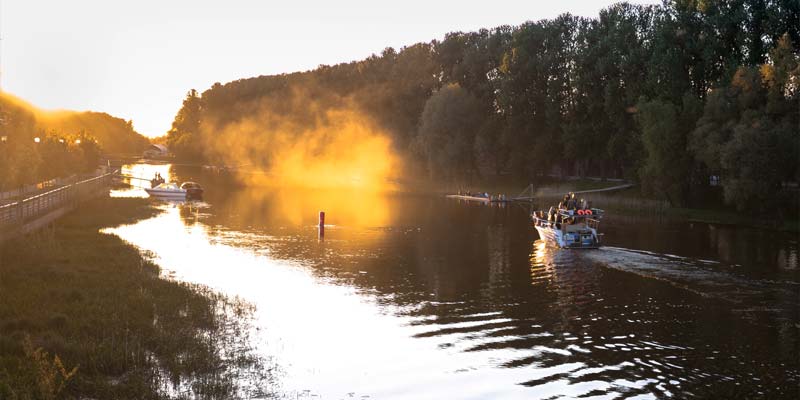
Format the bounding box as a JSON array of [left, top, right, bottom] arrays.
[[102, 163, 800, 399], [106, 206, 538, 399]]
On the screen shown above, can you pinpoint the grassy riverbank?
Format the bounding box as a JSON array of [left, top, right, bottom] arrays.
[[0, 196, 269, 399]]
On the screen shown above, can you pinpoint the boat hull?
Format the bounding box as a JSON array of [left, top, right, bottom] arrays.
[[534, 223, 600, 249], [144, 188, 187, 199]]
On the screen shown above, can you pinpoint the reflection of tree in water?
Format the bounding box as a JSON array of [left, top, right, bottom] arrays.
[[529, 240, 608, 333], [602, 213, 798, 280], [129, 171, 800, 397], [193, 185, 392, 229], [177, 201, 202, 222], [409, 201, 491, 301], [708, 223, 800, 276], [480, 224, 512, 303], [776, 246, 798, 271]]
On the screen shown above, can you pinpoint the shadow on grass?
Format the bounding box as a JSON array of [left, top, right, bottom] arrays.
[[0, 196, 273, 399]]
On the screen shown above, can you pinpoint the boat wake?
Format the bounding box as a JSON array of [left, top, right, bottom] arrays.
[[583, 246, 800, 326]]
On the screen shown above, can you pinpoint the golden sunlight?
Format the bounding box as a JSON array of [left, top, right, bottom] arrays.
[[200, 93, 401, 192]]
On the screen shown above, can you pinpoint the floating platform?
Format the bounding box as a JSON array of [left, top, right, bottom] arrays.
[[446, 194, 513, 203], [446, 184, 536, 203]]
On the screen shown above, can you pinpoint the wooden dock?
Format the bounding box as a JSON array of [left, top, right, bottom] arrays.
[[446, 184, 537, 203], [445, 194, 515, 203], [447, 194, 493, 202]]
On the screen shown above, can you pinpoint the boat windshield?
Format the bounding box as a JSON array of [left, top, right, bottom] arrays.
[[155, 183, 181, 190]]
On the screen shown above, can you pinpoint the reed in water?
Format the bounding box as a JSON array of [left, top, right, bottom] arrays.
[[0, 196, 271, 399]]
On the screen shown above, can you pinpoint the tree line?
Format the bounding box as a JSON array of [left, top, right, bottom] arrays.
[[0, 94, 150, 191], [166, 0, 799, 213]]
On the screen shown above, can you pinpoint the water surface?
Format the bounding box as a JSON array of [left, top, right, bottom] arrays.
[[108, 164, 799, 399]]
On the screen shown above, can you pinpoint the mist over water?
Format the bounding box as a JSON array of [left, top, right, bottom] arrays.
[[196, 87, 402, 191], [109, 164, 799, 399]]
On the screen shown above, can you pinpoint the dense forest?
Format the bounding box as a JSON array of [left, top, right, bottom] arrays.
[[0, 93, 150, 190], [166, 0, 799, 213]]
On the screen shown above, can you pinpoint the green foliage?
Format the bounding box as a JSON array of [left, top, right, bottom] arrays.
[[692, 47, 799, 212], [162, 1, 799, 214], [37, 111, 149, 155], [6, 336, 80, 400], [474, 115, 510, 176], [0, 96, 41, 189], [719, 111, 792, 211], [0, 95, 148, 190], [638, 100, 683, 204], [415, 84, 485, 181], [637, 94, 702, 206], [166, 89, 205, 161]]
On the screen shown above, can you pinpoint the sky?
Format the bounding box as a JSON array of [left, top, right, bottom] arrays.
[[1, 0, 661, 138]]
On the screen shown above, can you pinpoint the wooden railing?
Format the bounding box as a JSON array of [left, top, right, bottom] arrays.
[[0, 171, 116, 231]]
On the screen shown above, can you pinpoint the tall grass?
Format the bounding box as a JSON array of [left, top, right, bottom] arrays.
[[0, 196, 271, 399]]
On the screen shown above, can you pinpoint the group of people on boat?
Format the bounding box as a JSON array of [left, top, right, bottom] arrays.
[[538, 192, 595, 227], [150, 172, 165, 188], [528, 190, 605, 248], [558, 192, 591, 212]]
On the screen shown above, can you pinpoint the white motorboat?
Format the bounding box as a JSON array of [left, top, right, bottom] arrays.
[[531, 208, 604, 249], [145, 182, 204, 200]]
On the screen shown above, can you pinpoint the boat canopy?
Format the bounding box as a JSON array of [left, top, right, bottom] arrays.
[[180, 182, 202, 190]]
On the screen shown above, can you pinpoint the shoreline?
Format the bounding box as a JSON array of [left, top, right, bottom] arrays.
[[117, 158, 800, 234], [0, 196, 270, 398], [437, 177, 800, 234]]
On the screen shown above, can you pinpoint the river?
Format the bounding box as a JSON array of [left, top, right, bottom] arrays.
[[107, 163, 799, 399]]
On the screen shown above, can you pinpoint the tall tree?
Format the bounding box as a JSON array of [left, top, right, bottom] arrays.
[[638, 94, 701, 206], [414, 84, 485, 181], [167, 89, 205, 161]]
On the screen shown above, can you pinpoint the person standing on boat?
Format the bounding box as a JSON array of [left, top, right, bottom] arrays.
[[559, 194, 569, 210], [567, 192, 577, 210]]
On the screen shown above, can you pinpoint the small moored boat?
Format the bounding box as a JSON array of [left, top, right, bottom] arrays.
[[180, 182, 204, 199], [531, 207, 604, 249], [145, 182, 203, 200]]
